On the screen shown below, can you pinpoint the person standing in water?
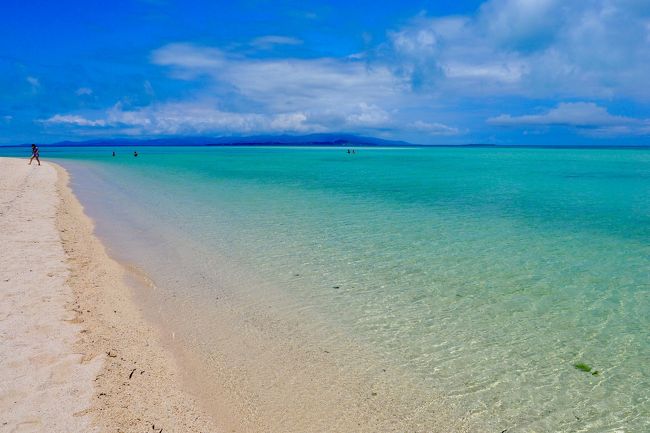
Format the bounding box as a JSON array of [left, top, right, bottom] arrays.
[[133, 151, 138, 157], [28, 144, 40, 166]]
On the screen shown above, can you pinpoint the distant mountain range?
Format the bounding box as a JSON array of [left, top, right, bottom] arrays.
[[12, 134, 416, 148], [6, 134, 644, 149]]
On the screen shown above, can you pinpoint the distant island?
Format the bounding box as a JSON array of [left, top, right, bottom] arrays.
[[3, 134, 646, 149], [6, 134, 416, 148]]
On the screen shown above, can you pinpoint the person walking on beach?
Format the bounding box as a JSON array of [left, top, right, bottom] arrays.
[[28, 144, 40, 166]]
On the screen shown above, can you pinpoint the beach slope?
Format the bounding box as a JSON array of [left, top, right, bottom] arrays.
[[0, 158, 217, 432]]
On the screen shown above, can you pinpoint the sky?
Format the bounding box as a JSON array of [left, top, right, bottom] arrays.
[[1, 0, 650, 145]]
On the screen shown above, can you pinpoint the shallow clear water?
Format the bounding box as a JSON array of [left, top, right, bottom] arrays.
[[5, 145, 648, 431]]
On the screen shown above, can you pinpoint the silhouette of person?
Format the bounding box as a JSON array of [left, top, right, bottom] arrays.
[[28, 144, 40, 166]]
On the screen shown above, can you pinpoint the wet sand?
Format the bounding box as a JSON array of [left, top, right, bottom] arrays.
[[0, 158, 217, 432]]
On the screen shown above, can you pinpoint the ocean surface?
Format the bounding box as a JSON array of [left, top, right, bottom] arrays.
[[4, 145, 648, 431]]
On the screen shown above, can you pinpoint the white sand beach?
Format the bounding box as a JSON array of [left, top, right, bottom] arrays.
[[0, 158, 102, 432], [0, 158, 217, 432]]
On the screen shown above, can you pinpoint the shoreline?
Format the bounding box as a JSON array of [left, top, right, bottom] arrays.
[[59, 160, 480, 432], [2, 156, 478, 432], [0, 157, 217, 432], [53, 161, 218, 431]]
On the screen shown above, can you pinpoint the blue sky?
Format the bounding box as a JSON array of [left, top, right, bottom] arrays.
[[1, 0, 650, 145]]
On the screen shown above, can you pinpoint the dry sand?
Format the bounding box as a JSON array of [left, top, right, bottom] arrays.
[[0, 158, 217, 432], [1, 158, 101, 432]]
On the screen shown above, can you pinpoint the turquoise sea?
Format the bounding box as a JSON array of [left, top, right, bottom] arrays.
[[4, 145, 648, 431]]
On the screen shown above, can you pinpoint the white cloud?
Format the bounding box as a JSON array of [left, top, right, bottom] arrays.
[[150, 43, 407, 132], [43, 41, 409, 137], [151, 43, 224, 72], [251, 35, 303, 49], [107, 102, 322, 134], [479, 0, 560, 50], [42, 102, 323, 135], [345, 103, 390, 127], [268, 112, 312, 132], [76, 87, 93, 96], [152, 43, 403, 111], [443, 61, 527, 83], [386, 0, 650, 99], [42, 114, 106, 127], [41, 1, 650, 142], [410, 120, 460, 135], [488, 102, 629, 127], [488, 102, 650, 135]]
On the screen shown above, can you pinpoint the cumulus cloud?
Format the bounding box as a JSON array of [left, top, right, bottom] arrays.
[[148, 43, 403, 132], [386, 0, 650, 99], [345, 103, 390, 127], [151, 43, 403, 111], [151, 43, 224, 72], [488, 102, 650, 135], [42, 114, 107, 127], [40, 1, 650, 142], [478, 0, 560, 50], [41, 102, 323, 135], [45, 100, 396, 137], [112, 102, 321, 134], [443, 61, 527, 83], [410, 120, 460, 136]]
